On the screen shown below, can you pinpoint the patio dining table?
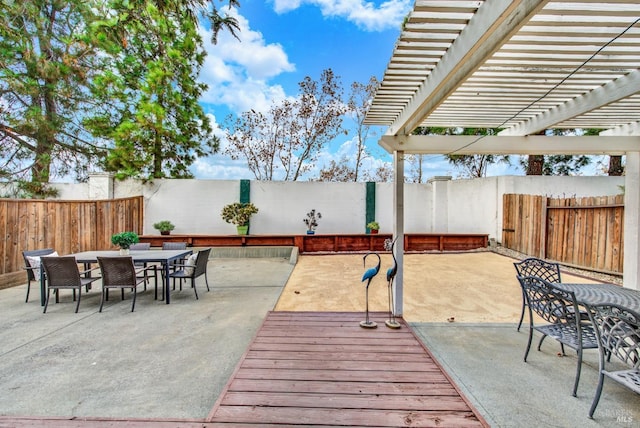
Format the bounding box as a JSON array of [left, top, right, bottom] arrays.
[[39, 249, 192, 306], [554, 282, 640, 313]]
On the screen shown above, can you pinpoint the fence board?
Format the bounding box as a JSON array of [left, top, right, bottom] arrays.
[[503, 194, 624, 274], [0, 197, 144, 288]]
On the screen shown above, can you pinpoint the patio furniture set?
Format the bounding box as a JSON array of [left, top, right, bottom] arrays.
[[514, 257, 640, 419], [22, 243, 211, 313]]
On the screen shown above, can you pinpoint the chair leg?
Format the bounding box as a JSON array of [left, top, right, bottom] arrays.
[[131, 287, 137, 312], [192, 277, 198, 300], [572, 348, 583, 397], [204, 272, 210, 292], [44, 287, 51, 313], [74, 287, 81, 313], [25, 280, 31, 303], [99, 288, 106, 312], [589, 372, 606, 417], [524, 325, 534, 362], [517, 292, 526, 331]]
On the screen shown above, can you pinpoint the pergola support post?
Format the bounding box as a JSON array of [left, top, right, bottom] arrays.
[[623, 152, 640, 291], [393, 150, 405, 315]]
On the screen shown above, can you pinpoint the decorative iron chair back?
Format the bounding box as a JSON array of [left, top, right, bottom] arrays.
[[588, 303, 640, 370], [514, 258, 562, 283], [586, 303, 640, 418], [518, 275, 576, 324]]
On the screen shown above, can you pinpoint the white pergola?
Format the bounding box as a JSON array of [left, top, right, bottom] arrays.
[[364, 0, 640, 314]]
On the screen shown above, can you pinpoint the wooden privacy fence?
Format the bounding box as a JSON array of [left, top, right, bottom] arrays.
[[503, 193, 624, 274], [0, 196, 143, 288]]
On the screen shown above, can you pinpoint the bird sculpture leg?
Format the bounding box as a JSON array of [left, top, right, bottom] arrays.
[[360, 279, 377, 328], [385, 278, 401, 329]]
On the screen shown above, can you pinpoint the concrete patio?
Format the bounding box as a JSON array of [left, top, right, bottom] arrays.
[[0, 251, 638, 427]]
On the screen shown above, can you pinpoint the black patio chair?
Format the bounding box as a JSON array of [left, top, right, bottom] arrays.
[[129, 242, 157, 294], [586, 303, 640, 419], [22, 248, 57, 303], [514, 258, 562, 331], [167, 248, 211, 300], [162, 241, 188, 290], [40, 256, 100, 313], [97, 256, 156, 312], [516, 275, 599, 397]]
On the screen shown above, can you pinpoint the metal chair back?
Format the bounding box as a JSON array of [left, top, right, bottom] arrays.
[[586, 303, 640, 418], [516, 275, 598, 397], [514, 257, 561, 282], [22, 248, 56, 303]]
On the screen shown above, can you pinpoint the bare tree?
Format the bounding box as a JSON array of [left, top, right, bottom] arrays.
[[347, 76, 378, 181], [225, 69, 346, 180], [316, 157, 356, 182]]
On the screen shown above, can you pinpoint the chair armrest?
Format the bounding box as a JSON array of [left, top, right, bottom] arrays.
[[79, 266, 101, 276], [135, 265, 157, 275]]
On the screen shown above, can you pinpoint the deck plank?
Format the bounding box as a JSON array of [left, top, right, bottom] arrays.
[[208, 311, 489, 427]]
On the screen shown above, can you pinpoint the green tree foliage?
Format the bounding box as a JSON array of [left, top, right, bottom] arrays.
[[0, 0, 106, 196], [521, 129, 592, 176], [225, 69, 347, 181], [415, 127, 510, 178], [86, 0, 227, 179]]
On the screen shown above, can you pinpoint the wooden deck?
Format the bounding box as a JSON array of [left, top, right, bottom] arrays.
[[207, 311, 488, 427], [0, 311, 488, 427]]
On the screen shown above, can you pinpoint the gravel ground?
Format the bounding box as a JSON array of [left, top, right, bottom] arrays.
[[490, 245, 623, 285]]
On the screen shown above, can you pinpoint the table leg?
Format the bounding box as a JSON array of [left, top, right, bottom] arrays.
[[164, 260, 171, 304]]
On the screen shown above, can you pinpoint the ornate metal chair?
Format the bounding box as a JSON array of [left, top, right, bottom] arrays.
[[586, 303, 640, 419], [22, 248, 56, 303], [40, 256, 100, 313], [167, 248, 211, 300], [97, 256, 156, 312], [516, 275, 599, 397], [514, 258, 562, 331]]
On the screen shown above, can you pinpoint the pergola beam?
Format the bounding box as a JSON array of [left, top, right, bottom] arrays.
[[500, 70, 640, 136], [387, 0, 548, 137], [379, 135, 640, 155]]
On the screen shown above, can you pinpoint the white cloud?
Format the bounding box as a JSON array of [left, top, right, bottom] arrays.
[[273, 0, 411, 31], [198, 8, 295, 114]]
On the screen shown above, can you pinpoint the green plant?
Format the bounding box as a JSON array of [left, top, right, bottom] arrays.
[[366, 221, 380, 230], [111, 231, 139, 249], [153, 220, 175, 232], [303, 209, 322, 231], [221, 202, 259, 226]]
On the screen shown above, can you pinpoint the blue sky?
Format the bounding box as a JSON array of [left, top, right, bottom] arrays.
[[192, 0, 421, 180], [190, 0, 606, 180]]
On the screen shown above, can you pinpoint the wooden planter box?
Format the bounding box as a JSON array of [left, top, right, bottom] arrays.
[[140, 233, 488, 253]]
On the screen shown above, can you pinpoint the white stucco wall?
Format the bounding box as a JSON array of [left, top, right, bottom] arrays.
[[251, 181, 365, 234], [142, 179, 239, 235], [35, 175, 626, 240]]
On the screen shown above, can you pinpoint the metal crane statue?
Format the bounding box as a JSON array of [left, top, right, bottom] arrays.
[[384, 238, 401, 329], [360, 252, 381, 328]]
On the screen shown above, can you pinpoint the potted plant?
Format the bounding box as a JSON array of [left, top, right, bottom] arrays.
[[153, 220, 175, 235], [303, 209, 322, 234], [111, 231, 139, 255], [221, 202, 259, 235], [367, 221, 380, 234]]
